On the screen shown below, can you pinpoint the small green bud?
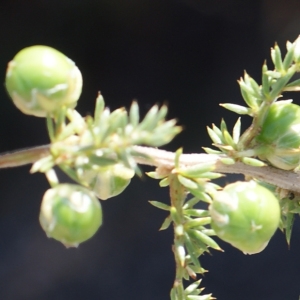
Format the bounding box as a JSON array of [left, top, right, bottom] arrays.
[[39, 184, 102, 247], [5, 45, 82, 117], [210, 181, 280, 254], [293, 35, 300, 63], [78, 164, 134, 200]]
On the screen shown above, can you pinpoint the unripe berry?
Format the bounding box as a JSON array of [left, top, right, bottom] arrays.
[[209, 181, 280, 254], [5, 45, 82, 117], [39, 184, 102, 247], [255, 102, 300, 170], [77, 164, 134, 200]]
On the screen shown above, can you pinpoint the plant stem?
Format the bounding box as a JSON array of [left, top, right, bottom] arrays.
[[0, 144, 300, 194], [0, 145, 50, 168], [169, 174, 186, 300]]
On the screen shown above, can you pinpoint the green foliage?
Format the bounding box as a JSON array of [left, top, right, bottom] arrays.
[[148, 36, 300, 298], [149, 150, 221, 299], [4, 36, 300, 299]]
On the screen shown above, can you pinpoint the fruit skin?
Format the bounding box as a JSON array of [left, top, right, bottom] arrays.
[[77, 164, 134, 200], [209, 181, 280, 254], [39, 184, 102, 247], [5, 45, 82, 117], [255, 101, 300, 170]]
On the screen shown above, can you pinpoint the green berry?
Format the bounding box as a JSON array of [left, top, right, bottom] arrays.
[[39, 184, 102, 247], [77, 164, 134, 200], [255, 101, 300, 170], [209, 181, 280, 254], [5, 45, 82, 117]]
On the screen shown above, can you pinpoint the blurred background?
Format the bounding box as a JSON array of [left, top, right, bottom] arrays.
[[1, 1, 300, 299]]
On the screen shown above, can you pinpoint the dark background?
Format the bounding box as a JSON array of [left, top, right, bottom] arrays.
[[0, 1, 300, 299]]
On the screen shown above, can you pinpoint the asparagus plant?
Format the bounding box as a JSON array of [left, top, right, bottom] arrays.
[[3, 37, 300, 299]]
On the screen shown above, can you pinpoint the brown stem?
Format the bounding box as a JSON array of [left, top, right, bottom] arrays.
[[0, 145, 50, 168], [0, 144, 300, 194]]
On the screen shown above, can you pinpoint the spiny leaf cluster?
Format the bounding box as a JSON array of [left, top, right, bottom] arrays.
[[205, 36, 300, 252], [31, 94, 181, 182], [149, 149, 221, 299]]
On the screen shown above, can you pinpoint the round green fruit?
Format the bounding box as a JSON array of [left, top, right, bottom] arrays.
[[255, 101, 300, 170], [39, 184, 102, 247], [209, 181, 280, 254], [5, 45, 82, 117], [77, 164, 134, 200]]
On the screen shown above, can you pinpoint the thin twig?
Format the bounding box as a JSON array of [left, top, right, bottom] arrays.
[[0, 144, 300, 193], [133, 146, 300, 193], [0, 145, 50, 168]]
